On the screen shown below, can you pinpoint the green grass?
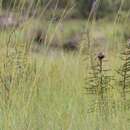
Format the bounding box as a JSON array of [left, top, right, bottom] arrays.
[[0, 18, 130, 130]]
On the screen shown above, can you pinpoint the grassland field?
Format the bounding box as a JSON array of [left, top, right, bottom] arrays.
[[0, 17, 130, 130]]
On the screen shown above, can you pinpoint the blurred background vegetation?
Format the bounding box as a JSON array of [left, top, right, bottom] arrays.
[[1, 0, 130, 18]]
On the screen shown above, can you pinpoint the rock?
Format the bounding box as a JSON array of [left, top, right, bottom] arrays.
[[0, 13, 27, 29], [63, 33, 83, 51], [33, 29, 45, 44], [0, 14, 17, 28]]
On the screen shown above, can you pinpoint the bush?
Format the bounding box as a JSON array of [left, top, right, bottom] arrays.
[[75, 0, 130, 18], [76, 0, 94, 17]]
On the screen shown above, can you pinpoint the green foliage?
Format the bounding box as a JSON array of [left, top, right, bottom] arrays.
[[76, 0, 94, 17], [76, 0, 130, 18], [117, 44, 130, 110], [85, 52, 112, 118]]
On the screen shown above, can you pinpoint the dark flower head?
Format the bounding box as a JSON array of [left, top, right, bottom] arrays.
[[127, 39, 130, 47], [97, 52, 105, 60]]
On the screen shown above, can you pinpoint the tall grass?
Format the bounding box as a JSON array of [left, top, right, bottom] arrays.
[[0, 0, 130, 130]]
